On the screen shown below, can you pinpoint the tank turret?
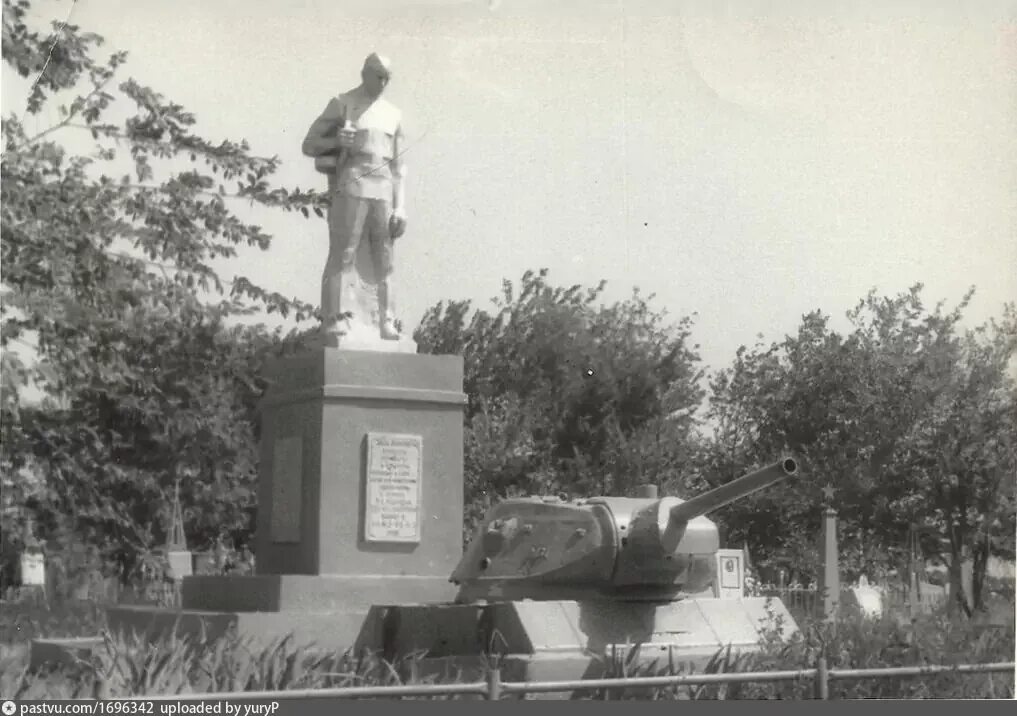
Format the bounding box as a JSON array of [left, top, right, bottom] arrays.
[[451, 458, 798, 603]]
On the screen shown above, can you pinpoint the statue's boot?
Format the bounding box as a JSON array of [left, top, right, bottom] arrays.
[[320, 261, 347, 345], [378, 282, 401, 340], [319, 303, 351, 346], [380, 318, 400, 340]]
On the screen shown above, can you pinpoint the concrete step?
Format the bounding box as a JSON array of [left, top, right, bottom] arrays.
[[105, 604, 374, 653]]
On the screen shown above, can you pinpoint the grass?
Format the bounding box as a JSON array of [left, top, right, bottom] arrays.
[[1, 596, 1012, 699], [1, 632, 485, 701], [575, 597, 1015, 700], [705, 603, 1014, 699]]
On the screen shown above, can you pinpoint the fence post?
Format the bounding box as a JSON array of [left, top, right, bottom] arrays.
[[486, 667, 502, 700], [814, 656, 829, 700]]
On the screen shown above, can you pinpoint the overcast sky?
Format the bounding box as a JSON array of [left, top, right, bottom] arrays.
[[5, 0, 1015, 375]]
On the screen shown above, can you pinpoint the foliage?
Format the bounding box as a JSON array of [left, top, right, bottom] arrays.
[[560, 602, 1015, 700], [414, 268, 705, 539], [1, 0, 322, 573], [2, 631, 480, 701], [2, 602, 1012, 699], [734, 604, 1016, 699], [705, 284, 1017, 609]]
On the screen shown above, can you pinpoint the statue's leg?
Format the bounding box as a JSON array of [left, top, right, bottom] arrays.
[[367, 198, 399, 340], [321, 192, 368, 336]]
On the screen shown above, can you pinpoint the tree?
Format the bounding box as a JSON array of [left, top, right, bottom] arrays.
[[415, 268, 705, 539], [885, 304, 1017, 612], [706, 283, 1017, 611], [704, 306, 879, 582], [1, 0, 322, 577]]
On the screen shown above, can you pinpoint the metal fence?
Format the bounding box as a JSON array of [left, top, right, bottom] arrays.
[[756, 583, 948, 616], [3, 579, 181, 608], [130, 659, 1014, 701]]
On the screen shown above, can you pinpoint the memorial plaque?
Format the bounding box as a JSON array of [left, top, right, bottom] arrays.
[[714, 549, 744, 599], [271, 435, 303, 543], [364, 432, 423, 543], [720, 555, 741, 589], [166, 550, 193, 580], [20, 551, 46, 586]]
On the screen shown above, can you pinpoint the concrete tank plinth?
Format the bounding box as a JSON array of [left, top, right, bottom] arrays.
[[357, 596, 800, 685]]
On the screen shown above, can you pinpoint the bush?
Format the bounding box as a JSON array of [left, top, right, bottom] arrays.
[[704, 603, 1015, 700], [567, 603, 1013, 700]]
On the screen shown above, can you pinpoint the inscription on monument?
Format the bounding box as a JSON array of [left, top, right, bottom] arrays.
[[271, 435, 303, 543], [720, 555, 741, 589], [714, 549, 745, 599], [365, 432, 423, 543]]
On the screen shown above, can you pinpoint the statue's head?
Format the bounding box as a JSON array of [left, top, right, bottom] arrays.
[[361, 53, 393, 99]]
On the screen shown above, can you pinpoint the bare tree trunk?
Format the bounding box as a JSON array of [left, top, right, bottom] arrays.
[[947, 547, 974, 618], [971, 534, 990, 612]]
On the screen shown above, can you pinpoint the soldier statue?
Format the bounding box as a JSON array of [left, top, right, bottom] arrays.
[[302, 52, 408, 345]]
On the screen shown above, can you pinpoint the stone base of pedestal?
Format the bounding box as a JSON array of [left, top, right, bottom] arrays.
[[104, 605, 383, 653], [104, 574, 457, 654], [182, 574, 455, 613], [94, 346, 469, 661], [254, 347, 465, 578]]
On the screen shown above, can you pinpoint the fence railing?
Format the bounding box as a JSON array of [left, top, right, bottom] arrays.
[[756, 583, 948, 615], [122, 659, 1013, 701], [1, 576, 959, 614], [3, 580, 182, 608]]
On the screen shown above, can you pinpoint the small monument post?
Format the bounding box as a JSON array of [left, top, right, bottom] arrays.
[[818, 485, 840, 623], [20, 524, 46, 604], [165, 481, 193, 584]]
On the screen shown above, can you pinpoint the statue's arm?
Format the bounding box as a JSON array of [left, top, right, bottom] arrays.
[[301, 99, 344, 157], [391, 122, 407, 213]]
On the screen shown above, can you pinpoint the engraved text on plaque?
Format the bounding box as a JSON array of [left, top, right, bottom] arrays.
[[364, 432, 423, 543]]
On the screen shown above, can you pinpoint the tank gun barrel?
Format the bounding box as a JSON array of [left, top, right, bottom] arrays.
[[659, 458, 797, 554], [669, 458, 798, 525]]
